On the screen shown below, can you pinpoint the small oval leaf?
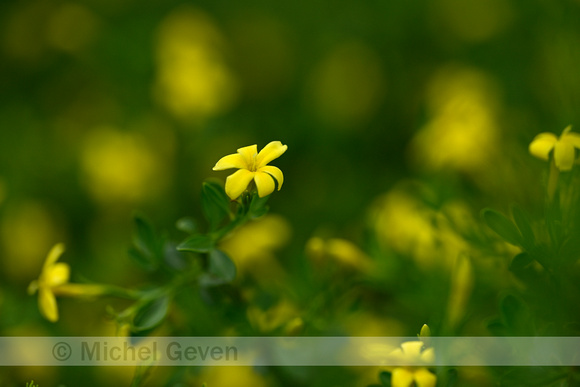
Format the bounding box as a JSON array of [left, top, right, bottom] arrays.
[[208, 249, 236, 282], [199, 249, 237, 287], [176, 217, 198, 234], [202, 181, 231, 230], [511, 204, 535, 248], [379, 370, 392, 386], [132, 295, 170, 332], [482, 209, 523, 246], [509, 252, 533, 272], [177, 234, 214, 253], [249, 193, 270, 219]]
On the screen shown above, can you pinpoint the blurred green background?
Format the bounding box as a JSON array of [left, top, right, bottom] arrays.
[[1, 0, 580, 385]]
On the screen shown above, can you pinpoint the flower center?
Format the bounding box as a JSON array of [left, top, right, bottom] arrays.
[[249, 154, 258, 172]]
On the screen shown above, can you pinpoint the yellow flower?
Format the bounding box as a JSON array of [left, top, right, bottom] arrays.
[[306, 237, 372, 272], [213, 141, 287, 200], [388, 341, 436, 387], [28, 243, 106, 322], [529, 125, 580, 171], [27, 243, 70, 322]]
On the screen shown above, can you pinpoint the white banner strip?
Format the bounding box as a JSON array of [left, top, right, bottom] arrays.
[[0, 337, 579, 366]]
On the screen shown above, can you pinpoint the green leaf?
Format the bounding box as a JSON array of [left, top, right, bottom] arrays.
[[481, 208, 523, 246], [128, 247, 156, 271], [378, 371, 392, 386], [500, 367, 568, 387], [199, 249, 237, 286], [446, 369, 458, 387], [131, 362, 155, 387], [209, 249, 236, 281], [130, 213, 162, 270], [201, 181, 231, 230], [557, 237, 580, 266], [508, 252, 540, 283], [500, 294, 534, 335], [509, 252, 533, 272], [486, 318, 507, 336], [248, 193, 270, 219], [176, 217, 198, 234], [177, 234, 214, 253], [132, 295, 170, 332], [529, 243, 551, 270], [511, 204, 535, 249], [501, 295, 522, 327], [134, 214, 156, 253]]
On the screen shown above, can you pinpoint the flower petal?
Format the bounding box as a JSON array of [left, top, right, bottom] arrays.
[[258, 165, 284, 190], [554, 139, 575, 171], [237, 144, 258, 166], [401, 341, 424, 358], [529, 132, 557, 160], [45, 263, 70, 287], [44, 243, 65, 269], [562, 132, 580, 149], [254, 171, 276, 197], [420, 347, 435, 364], [391, 367, 415, 387], [414, 368, 437, 387], [213, 153, 249, 171], [225, 169, 255, 200], [562, 124, 572, 135], [255, 141, 287, 168], [389, 348, 405, 362], [38, 288, 59, 322]]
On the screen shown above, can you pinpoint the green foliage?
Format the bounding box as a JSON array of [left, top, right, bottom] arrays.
[[199, 249, 237, 286], [248, 193, 270, 219], [177, 234, 214, 253], [481, 208, 523, 247], [176, 217, 198, 234], [3, 0, 580, 385], [201, 180, 231, 231], [498, 367, 569, 387], [132, 295, 171, 333], [511, 204, 535, 249], [378, 371, 392, 386], [129, 213, 165, 271], [487, 294, 535, 336]]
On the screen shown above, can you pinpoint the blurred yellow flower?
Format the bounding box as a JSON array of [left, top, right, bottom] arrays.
[[529, 125, 580, 171], [247, 299, 303, 334], [213, 141, 287, 200], [46, 3, 99, 53], [388, 341, 436, 387], [409, 66, 500, 174], [198, 366, 268, 387], [446, 254, 474, 329], [27, 243, 69, 322], [431, 0, 513, 43], [28, 243, 106, 322], [306, 237, 372, 272], [81, 127, 169, 204], [372, 183, 471, 269], [154, 7, 238, 120], [219, 215, 291, 282], [1, 201, 63, 281]]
